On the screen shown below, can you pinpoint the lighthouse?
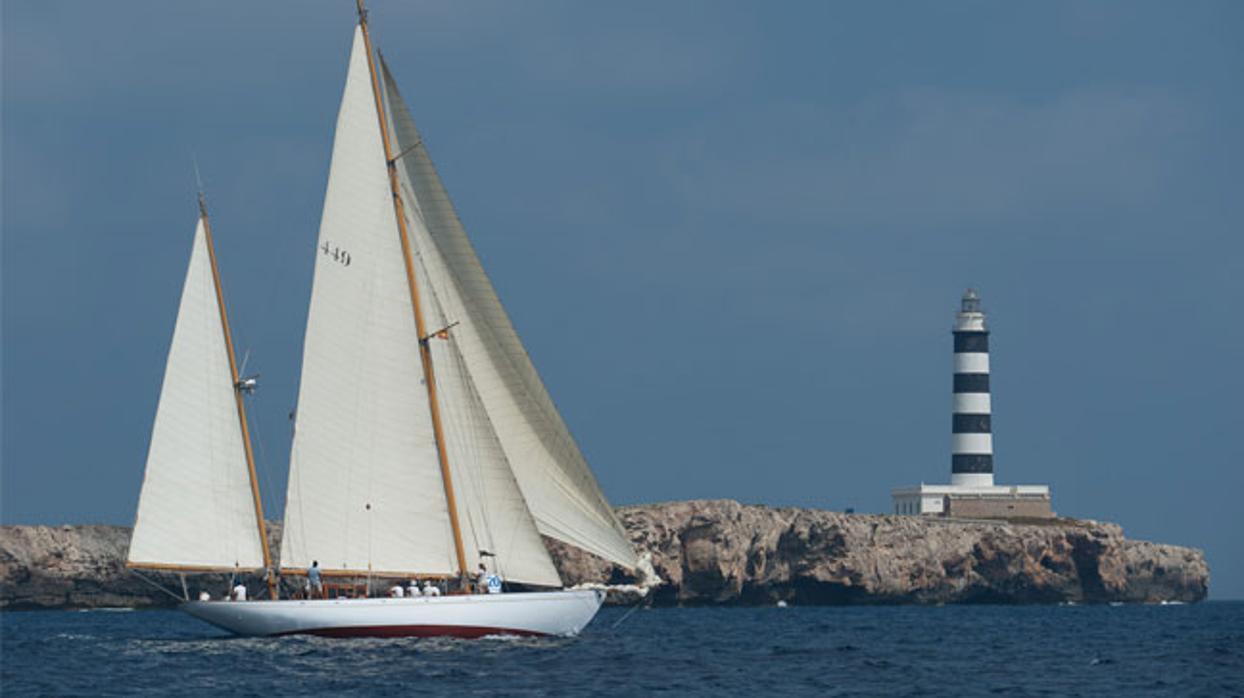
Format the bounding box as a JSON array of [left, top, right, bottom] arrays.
[[951, 289, 993, 487], [891, 289, 1052, 518]]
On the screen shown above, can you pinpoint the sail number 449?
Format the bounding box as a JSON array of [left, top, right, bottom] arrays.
[[320, 241, 351, 267]]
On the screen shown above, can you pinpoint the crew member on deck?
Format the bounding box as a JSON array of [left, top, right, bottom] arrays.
[[475, 563, 488, 593], [389, 583, 404, 598], [422, 580, 441, 597], [231, 580, 247, 601], [308, 560, 323, 599]]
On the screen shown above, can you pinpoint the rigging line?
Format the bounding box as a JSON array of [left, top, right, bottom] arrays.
[[342, 274, 378, 572], [452, 340, 493, 560], [191, 153, 204, 201], [409, 201, 508, 576], [388, 138, 423, 165], [129, 569, 187, 603], [407, 222, 474, 558], [437, 341, 478, 565], [609, 594, 650, 630], [290, 438, 310, 572], [403, 162, 512, 576], [436, 309, 513, 573], [424, 246, 489, 561], [366, 502, 374, 597]]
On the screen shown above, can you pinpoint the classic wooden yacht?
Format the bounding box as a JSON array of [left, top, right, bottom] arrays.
[[127, 1, 635, 638]]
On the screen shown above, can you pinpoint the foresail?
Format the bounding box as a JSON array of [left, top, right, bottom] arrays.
[[281, 27, 455, 576], [379, 57, 637, 569], [408, 208, 563, 588], [129, 219, 264, 570]]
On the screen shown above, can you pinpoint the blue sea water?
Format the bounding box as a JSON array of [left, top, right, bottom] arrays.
[[2, 602, 1241, 696]]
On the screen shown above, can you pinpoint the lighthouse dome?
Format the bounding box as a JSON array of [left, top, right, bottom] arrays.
[[961, 288, 982, 313]]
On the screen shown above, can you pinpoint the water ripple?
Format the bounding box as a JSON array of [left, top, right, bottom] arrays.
[[3, 602, 1242, 696]]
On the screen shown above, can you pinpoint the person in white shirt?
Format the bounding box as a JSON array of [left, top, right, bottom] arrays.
[[307, 560, 324, 599], [422, 580, 441, 597], [408, 580, 422, 597], [475, 564, 488, 594], [231, 582, 247, 601], [388, 584, 404, 598]]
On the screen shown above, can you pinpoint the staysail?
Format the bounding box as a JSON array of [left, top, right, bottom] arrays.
[[408, 208, 563, 587], [378, 57, 637, 569], [129, 217, 265, 570], [280, 27, 456, 576]]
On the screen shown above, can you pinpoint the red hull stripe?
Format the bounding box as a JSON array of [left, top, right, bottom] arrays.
[[275, 624, 548, 639]]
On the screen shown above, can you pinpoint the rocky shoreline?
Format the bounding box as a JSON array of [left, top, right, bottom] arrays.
[[0, 500, 1208, 610]]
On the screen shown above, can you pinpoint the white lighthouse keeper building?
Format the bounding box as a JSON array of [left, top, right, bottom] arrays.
[[892, 290, 1052, 518]]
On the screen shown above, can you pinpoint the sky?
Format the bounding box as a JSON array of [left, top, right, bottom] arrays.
[[3, 1, 1241, 597]]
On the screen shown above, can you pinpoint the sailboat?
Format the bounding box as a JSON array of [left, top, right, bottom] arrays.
[[127, 2, 636, 638]]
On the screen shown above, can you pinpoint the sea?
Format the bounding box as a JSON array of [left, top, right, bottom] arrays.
[[2, 602, 1241, 696]]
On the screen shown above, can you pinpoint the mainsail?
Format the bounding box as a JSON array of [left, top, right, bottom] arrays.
[[281, 25, 635, 583], [378, 57, 637, 569], [280, 27, 456, 576], [129, 217, 265, 571]]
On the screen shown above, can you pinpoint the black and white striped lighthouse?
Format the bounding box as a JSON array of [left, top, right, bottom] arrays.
[[951, 289, 993, 487], [892, 288, 1053, 516]]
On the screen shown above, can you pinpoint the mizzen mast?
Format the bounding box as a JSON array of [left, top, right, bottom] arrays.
[[354, 0, 470, 584], [198, 193, 277, 600]]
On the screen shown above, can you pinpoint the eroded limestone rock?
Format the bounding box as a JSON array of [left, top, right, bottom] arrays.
[[1, 501, 1208, 609]]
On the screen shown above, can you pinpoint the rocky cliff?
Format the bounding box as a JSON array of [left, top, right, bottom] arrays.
[[0, 500, 1208, 610], [551, 500, 1208, 605]]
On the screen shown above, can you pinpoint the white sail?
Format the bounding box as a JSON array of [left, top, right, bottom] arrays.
[[407, 210, 563, 587], [280, 27, 456, 576], [129, 218, 265, 570], [379, 58, 637, 569]]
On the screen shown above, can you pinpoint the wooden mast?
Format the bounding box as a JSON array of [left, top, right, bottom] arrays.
[[355, 0, 471, 584], [199, 194, 278, 600]]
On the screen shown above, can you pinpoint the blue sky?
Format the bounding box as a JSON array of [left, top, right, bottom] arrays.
[[3, 1, 1241, 597]]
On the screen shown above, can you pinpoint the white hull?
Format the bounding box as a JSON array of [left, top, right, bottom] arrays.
[[181, 589, 605, 638]]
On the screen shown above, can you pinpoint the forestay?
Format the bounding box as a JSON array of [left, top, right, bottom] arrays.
[[280, 28, 456, 576], [379, 58, 637, 570], [129, 219, 264, 570]]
